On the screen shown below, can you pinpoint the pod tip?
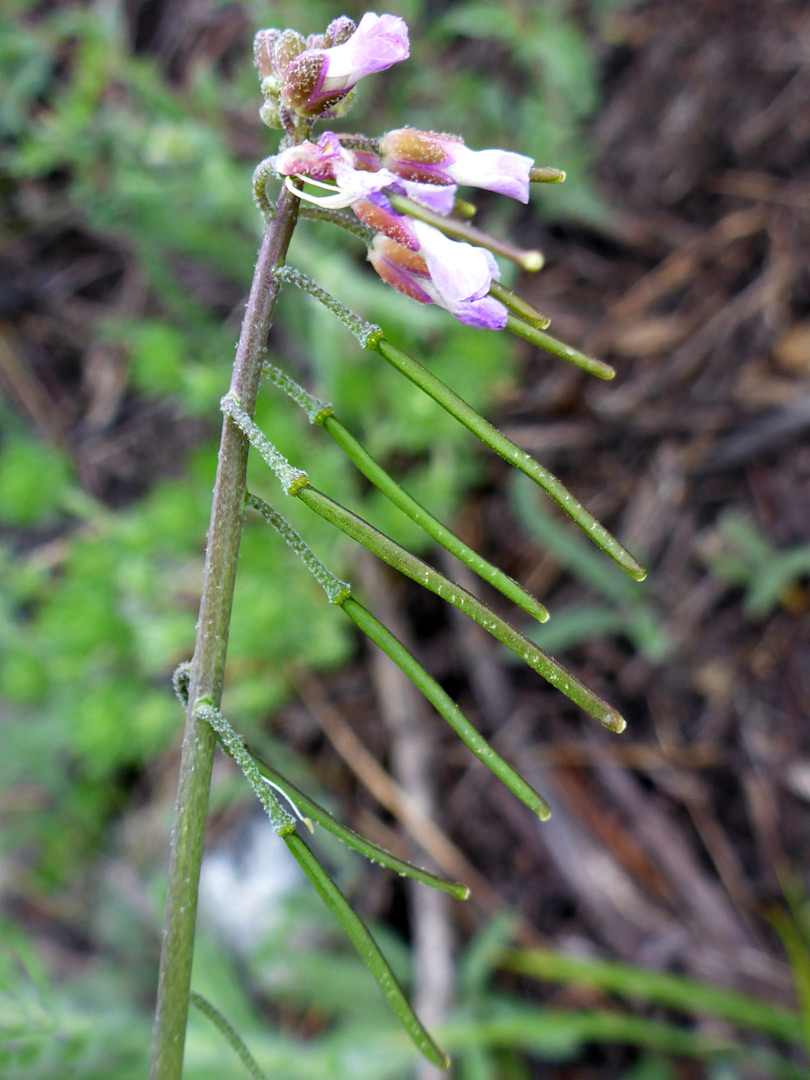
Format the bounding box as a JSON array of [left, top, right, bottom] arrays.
[[522, 251, 545, 272]]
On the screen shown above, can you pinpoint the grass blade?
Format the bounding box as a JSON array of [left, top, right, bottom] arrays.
[[499, 948, 804, 1045]]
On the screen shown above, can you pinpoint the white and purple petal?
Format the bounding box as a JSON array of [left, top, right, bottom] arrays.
[[444, 146, 532, 203], [411, 221, 499, 306], [320, 13, 410, 93]]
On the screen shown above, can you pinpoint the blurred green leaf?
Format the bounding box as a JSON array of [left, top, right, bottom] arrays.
[[0, 437, 73, 526]]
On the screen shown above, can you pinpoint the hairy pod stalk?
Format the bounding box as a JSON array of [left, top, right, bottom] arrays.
[[149, 182, 301, 1080]]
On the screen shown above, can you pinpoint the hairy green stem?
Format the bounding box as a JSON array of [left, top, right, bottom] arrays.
[[248, 747, 470, 898], [245, 491, 553, 811], [149, 183, 301, 1080], [296, 485, 625, 732], [273, 267, 645, 581], [223, 393, 624, 729], [189, 993, 268, 1080]]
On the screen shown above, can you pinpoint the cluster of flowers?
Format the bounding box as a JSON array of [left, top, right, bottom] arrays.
[[255, 13, 534, 331]]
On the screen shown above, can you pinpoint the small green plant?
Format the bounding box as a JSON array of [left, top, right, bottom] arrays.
[[701, 509, 810, 620], [149, 10, 648, 1079]]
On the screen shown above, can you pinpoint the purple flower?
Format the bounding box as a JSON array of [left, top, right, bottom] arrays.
[[368, 234, 508, 330], [282, 13, 409, 117], [380, 129, 533, 203], [275, 132, 456, 214]]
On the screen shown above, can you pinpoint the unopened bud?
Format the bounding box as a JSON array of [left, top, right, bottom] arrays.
[[254, 29, 280, 79], [259, 99, 282, 130], [323, 16, 356, 47], [281, 14, 408, 119], [260, 75, 280, 102], [274, 29, 307, 76]]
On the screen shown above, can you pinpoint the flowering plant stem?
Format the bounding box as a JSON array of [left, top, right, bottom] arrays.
[[149, 182, 301, 1080]]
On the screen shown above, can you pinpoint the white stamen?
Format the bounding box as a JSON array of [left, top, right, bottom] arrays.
[[284, 175, 355, 210], [295, 174, 341, 191]]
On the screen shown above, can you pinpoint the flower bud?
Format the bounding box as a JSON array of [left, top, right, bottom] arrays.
[[322, 16, 356, 47], [260, 75, 280, 101], [274, 29, 307, 76], [254, 29, 281, 79], [259, 93, 281, 129]]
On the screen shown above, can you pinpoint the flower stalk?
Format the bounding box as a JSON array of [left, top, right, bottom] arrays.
[[272, 265, 644, 579], [149, 183, 301, 1080]]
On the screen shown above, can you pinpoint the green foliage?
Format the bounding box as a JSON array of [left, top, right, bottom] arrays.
[[6, 902, 806, 1080], [702, 510, 810, 620], [0, 435, 73, 526]]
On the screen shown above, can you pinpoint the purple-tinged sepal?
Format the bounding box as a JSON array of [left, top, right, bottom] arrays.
[[369, 237, 434, 305]]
